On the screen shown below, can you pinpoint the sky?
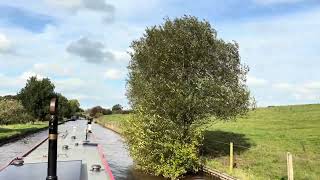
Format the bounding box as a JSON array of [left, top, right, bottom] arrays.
[[0, 0, 319, 109]]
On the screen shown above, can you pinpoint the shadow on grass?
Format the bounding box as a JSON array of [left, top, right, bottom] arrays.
[[201, 130, 253, 157], [0, 127, 45, 145], [0, 127, 41, 135], [0, 128, 15, 133]]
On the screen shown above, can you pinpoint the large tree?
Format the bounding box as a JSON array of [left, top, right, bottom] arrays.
[[68, 99, 81, 116], [125, 16, 250, 178], [112, 104, 123, 113], [56, 93, 69, 120], [18, 76, 55, 120]]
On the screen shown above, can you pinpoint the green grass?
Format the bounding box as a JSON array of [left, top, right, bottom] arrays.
[[203, 104, 320, 180], [96, 114, 130, 134], [96, 104, 320, 179], [0, 122, 47, 141]]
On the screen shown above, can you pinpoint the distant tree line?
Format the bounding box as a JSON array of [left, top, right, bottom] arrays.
[[87, 104, 132, 118], [0, 76, 82, 125]]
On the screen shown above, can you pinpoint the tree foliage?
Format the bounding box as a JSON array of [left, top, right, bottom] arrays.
[[102, 108, 112, 115], [18, 76, 55, 120], [68, 99, 81, 116], [112, 104, 123, 113], [53, 94, 81, 120], [0, 95, 18, 100], [89, 106, 112, 117], [125, 16, 250, 179], [17, 76, 81, 122], [0, 99, 34, 125], [56, 93, 69, 120]]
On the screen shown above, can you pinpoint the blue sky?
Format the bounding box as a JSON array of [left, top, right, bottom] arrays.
[[0, 0, 319, 109]]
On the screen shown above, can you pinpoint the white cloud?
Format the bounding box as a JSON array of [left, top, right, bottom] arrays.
[[0, 74, 22, 89], [110, 0, 160, 19], [111, 50, 130, 64], [0, 71, 44, 92], [247, 75, 268, 87], [64, 93, 100, 101], [272, 83, 293, 91], [20, 71, 44, 80], [54, 78, 85, 91], [45, 0, 82, 9], [104, 68, 126, 80], [33, 63, 73, 76], [305, 82, 320, 90], [253, 0, 305, 5], [0, 33, 12, 53], [45, 0, 115, 23], [217, 6, 320, 106], [272, 81, 320, 101], [45, 0, 114, 12]]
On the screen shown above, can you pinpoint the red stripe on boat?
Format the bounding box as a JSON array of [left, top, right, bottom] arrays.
[[92, 132, 115, 180], [97, 144, 115, 180]]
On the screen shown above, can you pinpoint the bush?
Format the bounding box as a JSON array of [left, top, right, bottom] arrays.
[[102, 108, 112, 115], [0, 99, 34, 125], [90, 106, 103, 117], [89, 106, 111, 117], [112, 104, 123, 114], [121, 110, 132, 114], [125, 16, 250, 179]]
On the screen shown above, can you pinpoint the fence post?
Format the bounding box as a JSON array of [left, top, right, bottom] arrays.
[[287, 152, 294, 180], [229, 142, 233, 172]]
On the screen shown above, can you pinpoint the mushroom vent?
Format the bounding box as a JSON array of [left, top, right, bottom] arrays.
[[12, 158, 24, 166], [62, 145, 69, 150], [91, 164, 101, 172]]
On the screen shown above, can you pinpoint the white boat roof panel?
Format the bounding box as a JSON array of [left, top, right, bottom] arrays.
[[0, 160, 82, 180]]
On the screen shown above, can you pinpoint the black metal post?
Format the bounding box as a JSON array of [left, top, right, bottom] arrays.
[[85, 127, 88, 141], [46, 97, 58, 180]]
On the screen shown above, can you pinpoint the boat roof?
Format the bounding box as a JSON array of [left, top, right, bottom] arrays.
[[0, 160, 82, 180], [0, 119, 113, 180]]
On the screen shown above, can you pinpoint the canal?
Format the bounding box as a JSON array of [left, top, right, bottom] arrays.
[[0, 120, 214, 180]]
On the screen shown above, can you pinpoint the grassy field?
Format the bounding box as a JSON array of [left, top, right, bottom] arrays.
[[96, 104, 320, 180], [96, 114, 130, 134], [0, 122, 48, 142], [203, 104, 320, 180]]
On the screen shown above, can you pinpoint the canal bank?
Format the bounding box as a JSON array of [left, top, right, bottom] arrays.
[[0, 120, 71, 146], [0, 122, 48, 146], [96, 121, 122, 135]]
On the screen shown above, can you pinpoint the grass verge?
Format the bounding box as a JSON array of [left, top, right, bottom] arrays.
[[0, 122, 48, 144], [96, 114, 130, 134]]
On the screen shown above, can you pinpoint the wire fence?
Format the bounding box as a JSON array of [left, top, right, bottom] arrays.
[[203, 138, 320, 179]]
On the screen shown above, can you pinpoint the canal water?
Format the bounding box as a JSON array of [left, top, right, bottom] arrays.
[[0, 120, 214, 180]]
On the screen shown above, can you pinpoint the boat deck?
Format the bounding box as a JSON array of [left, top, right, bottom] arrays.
[[0, 120, 113, 180]]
